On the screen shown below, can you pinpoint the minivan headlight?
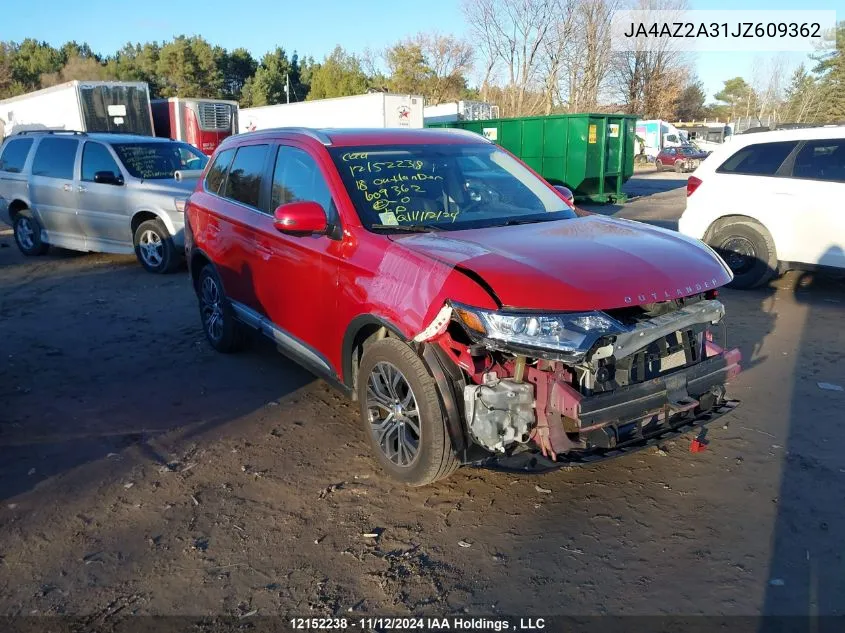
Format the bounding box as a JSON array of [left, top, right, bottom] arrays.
[[454, 305, 627, 354]]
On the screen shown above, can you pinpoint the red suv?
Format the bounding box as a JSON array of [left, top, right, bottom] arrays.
[[185, 128, 741, 485]]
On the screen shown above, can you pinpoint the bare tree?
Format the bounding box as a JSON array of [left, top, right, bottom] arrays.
[[610, 0, 691, 118], [752, 54, 788, 126], [416, 33, 474, 104], [462, 0, 557, 116], [563, 0, 620, 112]]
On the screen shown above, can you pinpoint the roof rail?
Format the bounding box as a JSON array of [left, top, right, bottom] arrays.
[[14, 129, 87, 136], [240, 127, 332, 145]]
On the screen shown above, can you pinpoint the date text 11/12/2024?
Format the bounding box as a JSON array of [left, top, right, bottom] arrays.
[[289, 616, 547, 630]]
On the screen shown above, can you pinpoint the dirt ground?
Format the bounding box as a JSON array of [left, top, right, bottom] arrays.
[[1, 175, 844, 621]]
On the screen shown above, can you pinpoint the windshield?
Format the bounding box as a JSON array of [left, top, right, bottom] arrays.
[[329, 144, 576, 231], [112, 142, 208, 180]]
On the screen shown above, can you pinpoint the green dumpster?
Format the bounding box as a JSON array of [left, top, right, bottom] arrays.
[[428, 113, 638, 203]]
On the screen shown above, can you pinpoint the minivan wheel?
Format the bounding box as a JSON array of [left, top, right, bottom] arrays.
[[133, 219, 180, 274], [358, 338, 459, 486], [13, 211, 48, 256], [197, 265, 245, 353], [709, 222, 777, 289]]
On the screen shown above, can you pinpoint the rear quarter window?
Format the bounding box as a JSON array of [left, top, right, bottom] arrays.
[[0, 138, 34, 173], [204, 148, 235, 195], [716, 141, 798, 176]]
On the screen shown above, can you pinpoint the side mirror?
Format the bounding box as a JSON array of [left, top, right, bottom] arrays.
[[94, 170, 123, 186], [553, 185, 574, 206], [273, 200, 328, 235]]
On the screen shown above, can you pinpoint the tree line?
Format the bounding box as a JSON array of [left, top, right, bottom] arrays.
[[0, 35, 477, 109], [0, 0, 842, 125]]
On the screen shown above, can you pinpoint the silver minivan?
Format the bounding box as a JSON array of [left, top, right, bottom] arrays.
[[0, 131, 208, 273]]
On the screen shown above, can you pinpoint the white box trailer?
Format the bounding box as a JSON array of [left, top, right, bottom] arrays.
[[0, 80, 155, 139], [239, 93, 424, 133]]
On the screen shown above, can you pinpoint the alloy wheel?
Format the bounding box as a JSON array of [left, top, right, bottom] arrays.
[[200, 275, 224, 342], [139, 229, 164, 267], [366, 361, 421, 467], [16, 217, 35, 250]]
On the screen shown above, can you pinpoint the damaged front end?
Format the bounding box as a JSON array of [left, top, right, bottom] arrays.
[[426, 292, 741, 471]]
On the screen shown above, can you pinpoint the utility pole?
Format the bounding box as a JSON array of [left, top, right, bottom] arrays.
[[285, 73, 290, 104]]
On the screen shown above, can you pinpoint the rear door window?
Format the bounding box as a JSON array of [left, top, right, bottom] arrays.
[[717, 141, 798, 176], [791, 139, 845, 183], [81, 142, 122, 182], [31, 137, 79, 179], [0, 138, 34, 173], [222, 145, 269, 209]]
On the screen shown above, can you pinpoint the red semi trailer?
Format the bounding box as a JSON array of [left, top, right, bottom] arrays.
[[151, 97, 238, 156]]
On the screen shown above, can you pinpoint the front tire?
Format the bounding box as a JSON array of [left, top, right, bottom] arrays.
[[13, 211, 48, 256], [197, 265, 245, 353], [709, 221, 777, 289], [655, 160, 662, 172], [133, 219, 179, 274], [358, 338, 459, 486], [674, 160, 684, 173]]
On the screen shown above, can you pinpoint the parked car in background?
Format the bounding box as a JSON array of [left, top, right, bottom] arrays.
[[185, 127, 740, 486], [655, 146, 709, 172], [679, 127, 845, 289], [0, 131, 208, 273]]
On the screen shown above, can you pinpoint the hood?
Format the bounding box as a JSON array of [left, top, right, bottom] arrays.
[[390, 215, 732, 312]]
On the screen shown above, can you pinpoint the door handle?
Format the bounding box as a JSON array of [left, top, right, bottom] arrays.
[[63, 183, 72, 192], [77, 185, 87, 193]]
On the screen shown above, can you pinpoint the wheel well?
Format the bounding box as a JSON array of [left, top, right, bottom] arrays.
[[131, 211, 160, 235], [190, 251, 211, 292], [344, 319, 407, 400], [703, 215, 773, 244], [8, 199, 28, 222]]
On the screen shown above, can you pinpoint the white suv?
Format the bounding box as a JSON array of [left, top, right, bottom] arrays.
[[678, 127, 845, 288]]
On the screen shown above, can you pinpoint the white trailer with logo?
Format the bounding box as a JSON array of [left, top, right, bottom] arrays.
[[0, 80, 155, 139], [239, 93, 424, 133], [423, 100, 499, 125]]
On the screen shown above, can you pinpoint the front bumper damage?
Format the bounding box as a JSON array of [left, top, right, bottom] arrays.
[[424, 296, 742, 470]]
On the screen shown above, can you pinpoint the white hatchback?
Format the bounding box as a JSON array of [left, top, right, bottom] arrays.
[[678, 127, 845, 288]]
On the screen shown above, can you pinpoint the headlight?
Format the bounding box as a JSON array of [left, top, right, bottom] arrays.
[[454, 304, 627, 354]]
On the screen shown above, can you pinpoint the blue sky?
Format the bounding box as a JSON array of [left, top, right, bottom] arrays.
[[2, 0, 839, 104]]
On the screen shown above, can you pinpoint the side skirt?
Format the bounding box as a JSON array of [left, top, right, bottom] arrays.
[[230, 300, 351, 398]]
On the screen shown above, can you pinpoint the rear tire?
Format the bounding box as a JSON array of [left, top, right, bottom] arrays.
[[13, 210, 48, 256], [358, 338, 459, 486], [709, 221, 777, 289], [133, 218, 180, 274], [197, 265, 245, 353]]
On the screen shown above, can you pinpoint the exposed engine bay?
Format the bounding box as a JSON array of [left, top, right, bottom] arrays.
[[428, 292, 742, 462]]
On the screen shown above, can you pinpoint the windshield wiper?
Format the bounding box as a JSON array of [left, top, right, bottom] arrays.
[[369, 224, 440, 233]]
